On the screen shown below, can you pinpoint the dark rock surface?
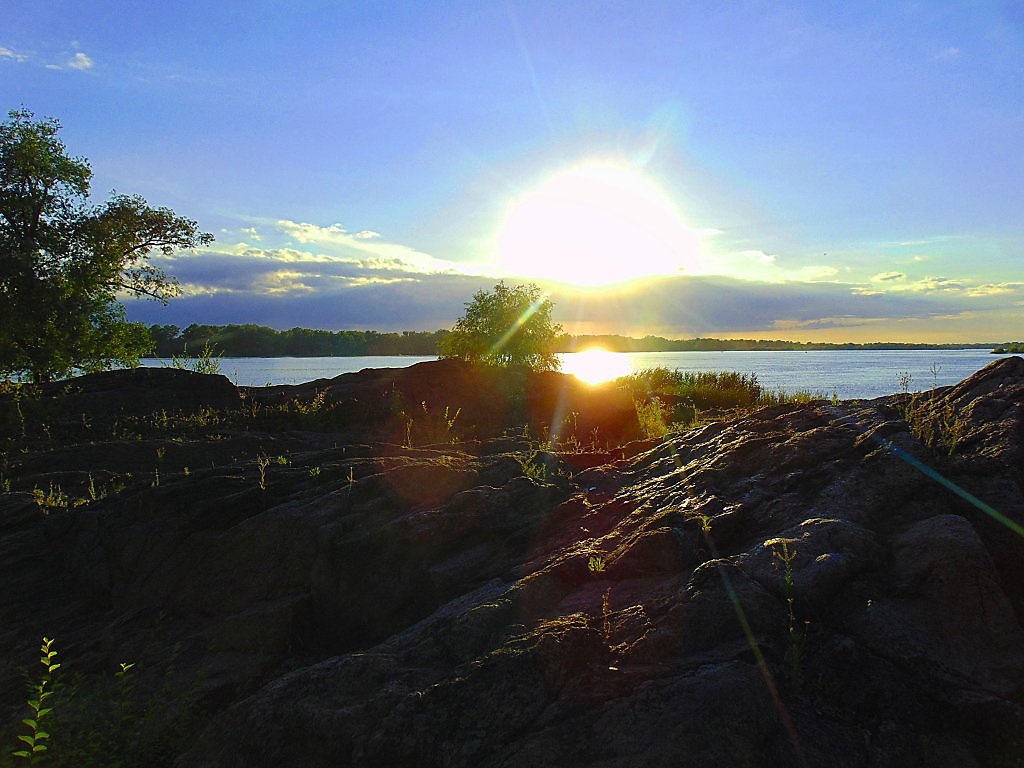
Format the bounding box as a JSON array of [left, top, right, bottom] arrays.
[[1, 357, 1023, 767]]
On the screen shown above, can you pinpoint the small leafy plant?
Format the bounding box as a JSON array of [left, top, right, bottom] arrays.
[[293, 390, 327, 416], [13, 637, 60, 763], [514, 448, 548, 481], [401, 401, 462, 448], [634, 397, 669, 438], [167, 341, 223, 376], [587, 555, 614, 660], [765, 538, 806, 689], [256, 454, 270, 491], [896, 370, 970, 456], [32, 483, 87, 513]]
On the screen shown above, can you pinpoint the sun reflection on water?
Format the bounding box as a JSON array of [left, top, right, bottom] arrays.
[[562, 348, 633, 384]]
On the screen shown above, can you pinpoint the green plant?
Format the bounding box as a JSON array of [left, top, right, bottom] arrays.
[[895, 371, 970, 456], [618, 367, 762, 411], [293, 390, 327, 416], [308, 466, 321, 479], [690, 512, 712, 534], [634, 397, 669, 438], [993, 341, 1024, 354], [168, 341, 223, 376], [765, 538, 806, 689], [13, 637, 60, 763], [256, 454, 270, 491], [757, 388, 827, 406], [402, 401, 462, 448], [32, 483, 86, 513], [513, 448, 548, 481], [0, 109, 213, 383], [587, 555, 614, 659], [439, 281, 562, 370]]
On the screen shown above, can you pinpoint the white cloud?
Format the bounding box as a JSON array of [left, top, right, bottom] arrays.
[[275, 220, 466, 275], [354, 230, 380, 240], [965, 282, 1024, 298], [934, 47, 961, 60], [911, 276, 965, 292], [0, 46, 27, 62], [68, 51, 93, 70]]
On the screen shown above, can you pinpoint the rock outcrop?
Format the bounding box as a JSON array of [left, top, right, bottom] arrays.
[[1, 357, 1022, 767]]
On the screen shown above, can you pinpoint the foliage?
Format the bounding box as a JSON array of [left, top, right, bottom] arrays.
[[166, 342, 223, 376], [619, 367, 836, 422], [149, 324, 451, 358], [757, 388, 829, 407], [992, 342, 1024, 354], [439, 282, 562, 370], [764, 538, 806, 690], [292, 390, 327, 416], [0, 109, 212, 382], [256, 454, 270, 491], [12, 637, 60, 764], [618, 367, 762, 411], [513, 448, 549, 481], [32, 482, 88, 513], [633, 397, 670, 438], [559, 334, 995, 353], [895, 371, 969, 456], [148, 324, 997, 358], [400, 401, 462, 448]]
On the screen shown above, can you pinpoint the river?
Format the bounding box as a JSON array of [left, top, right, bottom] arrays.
[[140, 349, 1011, 400]]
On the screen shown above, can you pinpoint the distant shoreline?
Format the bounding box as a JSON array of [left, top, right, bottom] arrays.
[[149, 323, 1006, 358]]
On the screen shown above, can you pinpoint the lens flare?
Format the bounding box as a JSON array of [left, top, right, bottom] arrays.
[[562, 348, 633, 384]]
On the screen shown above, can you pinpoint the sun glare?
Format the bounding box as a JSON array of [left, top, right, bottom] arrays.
[[495, 161, 701, 287], [562, 348, 633, 385]]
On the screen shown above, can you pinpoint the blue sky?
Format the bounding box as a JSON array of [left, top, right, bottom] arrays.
[[3, 1, 1022, 341]]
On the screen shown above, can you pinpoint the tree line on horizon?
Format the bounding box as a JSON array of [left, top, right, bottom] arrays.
[[149, 324, 451, 357], [148, 323, 998, 359]]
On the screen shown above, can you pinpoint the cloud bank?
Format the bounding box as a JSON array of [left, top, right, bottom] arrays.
[[124, 220, 1022, 342]]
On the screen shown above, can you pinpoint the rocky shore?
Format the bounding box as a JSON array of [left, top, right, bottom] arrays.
[[1, 357, 1023, 767]]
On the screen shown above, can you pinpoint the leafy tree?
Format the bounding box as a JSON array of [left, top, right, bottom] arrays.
[[0, 108, 212, 382], [440, 281, 562, 370]]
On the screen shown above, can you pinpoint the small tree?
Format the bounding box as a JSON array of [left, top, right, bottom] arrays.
[[0, 109, 213, 382], [440, 281, 562, 370]]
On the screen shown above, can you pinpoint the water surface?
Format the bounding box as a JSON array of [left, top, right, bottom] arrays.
[[141, 349, 1009, 400]]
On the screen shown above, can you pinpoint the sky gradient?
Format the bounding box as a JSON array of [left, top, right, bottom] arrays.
[[3, 1, 1022, 342]]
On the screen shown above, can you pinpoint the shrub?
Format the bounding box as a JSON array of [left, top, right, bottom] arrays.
[[618, 367, 762, 411], [439, 282, 562, 370]]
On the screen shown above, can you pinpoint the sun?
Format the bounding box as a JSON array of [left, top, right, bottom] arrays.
[[494, 161, 701, 287], [562, 347, 634, 384]]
